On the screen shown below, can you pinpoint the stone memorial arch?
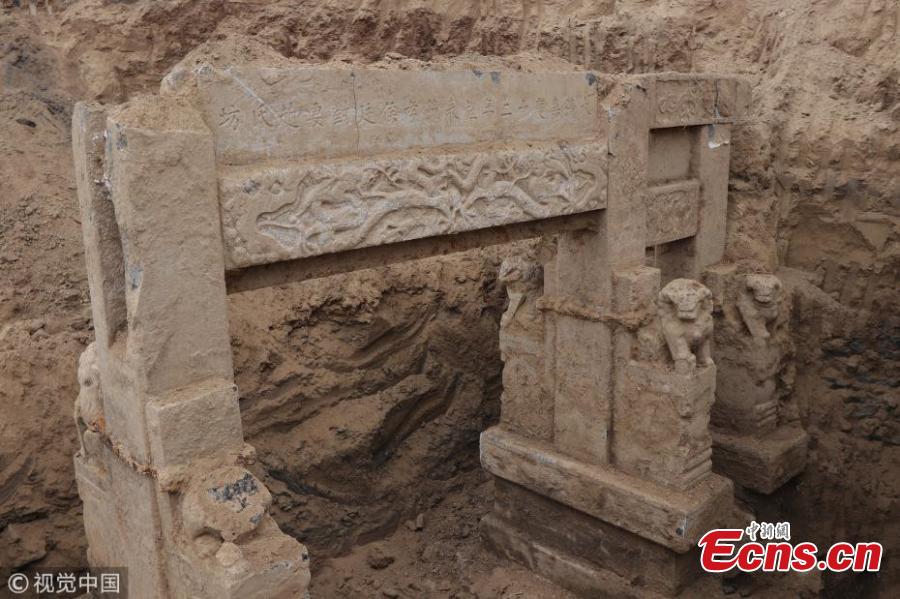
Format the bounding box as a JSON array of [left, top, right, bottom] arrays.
[[72, 53, 767, 598]]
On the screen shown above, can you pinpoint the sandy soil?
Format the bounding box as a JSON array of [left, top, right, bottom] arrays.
[[0, 0, 897, 597]]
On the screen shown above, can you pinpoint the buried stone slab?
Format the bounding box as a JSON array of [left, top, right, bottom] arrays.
[[480, 427, 735, 554], [482, 479, 720, 598], [711, 426, 809, 495]]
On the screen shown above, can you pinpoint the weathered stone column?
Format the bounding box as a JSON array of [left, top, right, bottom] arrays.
[[72, 96, 309, 598], [705, 267, 808, 493]]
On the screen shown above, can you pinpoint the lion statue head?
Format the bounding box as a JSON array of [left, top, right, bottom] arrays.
[[659, 278, 712, 321], [745, 274, 782, 305]]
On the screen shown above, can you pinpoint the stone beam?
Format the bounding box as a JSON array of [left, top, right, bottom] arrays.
[[163, 65, 603, 164], [219, 141, 608, 268], [225, 211, 601, 294]]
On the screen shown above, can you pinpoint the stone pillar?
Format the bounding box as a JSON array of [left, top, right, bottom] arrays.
[[705, 267, 808, 494], [481, 75, 750, 597], [72, 98, 309, 598]]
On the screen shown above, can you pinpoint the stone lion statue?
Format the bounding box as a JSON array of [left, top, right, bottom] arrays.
[[737, 273, 783, 340], [499, 254, 542, 330], [658, 278, 714, 374]]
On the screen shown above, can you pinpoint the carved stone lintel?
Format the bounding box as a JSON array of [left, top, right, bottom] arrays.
[[221, 142, 607, 268]]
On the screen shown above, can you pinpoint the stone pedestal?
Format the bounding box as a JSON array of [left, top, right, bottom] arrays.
[[705, 267, 808, 493], [711, 426, 809, 495], [480, 427, 740, 598], [616, 364, 716, 491]]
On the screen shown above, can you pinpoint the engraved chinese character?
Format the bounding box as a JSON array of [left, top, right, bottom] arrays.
[[380, 101, 400, 123], [759, 522, 776, 540], [547, 96, 562, 118], [254, 103, 279, 128], [217, 105, 241, 131], [445, 96, 460, 122], [464, 99, 479, 120], [329, 106, 349, 127], [401, 100, 420, 120], [359, 102, 378, 125], [304, 103, 325, 128], [482, 96, 496, 117]]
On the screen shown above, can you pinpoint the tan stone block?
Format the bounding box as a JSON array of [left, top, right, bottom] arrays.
[[646, 179, 700, 245], [712, 362, 779, 433], [489, 479, 701, 596], [103, 449, 168, 598], [168, 518, 310, 599], [191, 65, 357, 164], [612, 266, 660, 315], [712, 426, 808, 494], [481, 514, 670, 599], [74, 454, 118, 567], [606, 80, 650, 269], [693, 123, 732, 272], [146, 380, 244, 468], [480, 427, 734, 552], [353, 69, 601, 154], [647, 74, 749, 128], [168, 65, 603, 165], [551, 316, 612, 462], [615, 364, 716, 490], [105, 96, 233, 396]]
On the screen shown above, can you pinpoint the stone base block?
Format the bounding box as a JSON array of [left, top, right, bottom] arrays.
[[482, 514, 664, 599], [480, 427, 735, 552], [711, 426, 808, 494], [486, 479, 710, 597]]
